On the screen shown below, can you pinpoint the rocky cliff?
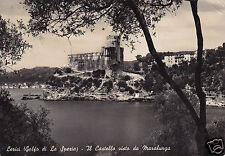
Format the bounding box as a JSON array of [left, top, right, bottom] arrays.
[[43, 68, 153, 101]]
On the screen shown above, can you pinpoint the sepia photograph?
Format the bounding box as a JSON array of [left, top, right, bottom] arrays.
[[0, 0, 225, 156]]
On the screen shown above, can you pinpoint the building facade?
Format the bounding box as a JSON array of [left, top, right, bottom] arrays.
[[68, 35, 124, 71], [162, 51, 196, 67]]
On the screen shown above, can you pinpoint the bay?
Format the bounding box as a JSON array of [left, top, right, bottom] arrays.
[[8, 88, 225, 155]]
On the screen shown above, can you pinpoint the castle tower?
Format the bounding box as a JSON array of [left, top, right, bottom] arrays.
[[68, 35, 124, 71], [105, 35, 124, 70]]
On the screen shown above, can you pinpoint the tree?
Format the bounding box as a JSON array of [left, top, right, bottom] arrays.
[[22, 0, 210, 155], [150, 90, 199, 156], [133, 62, 140, 71], [189, 0, 209, 154], [0, 16, 60, 156], [0, 90, 60, 156], [0, 16, 31, 70], [22, 0, 182, 38]]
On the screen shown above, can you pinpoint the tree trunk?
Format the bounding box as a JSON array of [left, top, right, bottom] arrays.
[[126, 0, 209, 155], [196, 126, 209, 156], [190, 0, 209, 155], [190, 0, 206, 131]]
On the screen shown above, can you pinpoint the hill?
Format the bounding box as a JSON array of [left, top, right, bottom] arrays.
[[0, 67, 58, 84]]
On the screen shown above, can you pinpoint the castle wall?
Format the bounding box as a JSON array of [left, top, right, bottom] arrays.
[[68, 35, 124, 71]]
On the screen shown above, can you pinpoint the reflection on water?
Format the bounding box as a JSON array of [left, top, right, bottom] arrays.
[[8, 88, 225, 147]]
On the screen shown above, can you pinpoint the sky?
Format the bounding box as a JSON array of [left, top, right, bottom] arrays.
[[0, 0, 225, 69]]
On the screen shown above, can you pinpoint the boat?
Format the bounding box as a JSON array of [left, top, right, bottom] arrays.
[[21, 94, 41, 100]]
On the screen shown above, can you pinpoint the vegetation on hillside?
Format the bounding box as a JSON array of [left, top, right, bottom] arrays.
[[44, 68, 150, 101], [0, 67, 58, 84], [135, 46, 225, 94]]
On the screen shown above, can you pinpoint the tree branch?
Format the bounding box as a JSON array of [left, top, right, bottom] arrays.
[[189, 2, 209, 155], [83, 0, 114, 11]]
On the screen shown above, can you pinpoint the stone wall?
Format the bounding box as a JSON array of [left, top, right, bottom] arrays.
[[68, 35, 124, 71]]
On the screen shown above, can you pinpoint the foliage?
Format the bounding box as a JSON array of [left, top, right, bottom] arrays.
[[64, 67, 72, 73], [22, 0, 182, 48], [202, 48, 225, 93], [137, 46, 225, 94], [172, 75, 186, 89], [0, 16, 31, 68], [0, 89, 61, 156], [123, 61, 136, 72], [168, 48, 225, 93], [54, 68, 63, 75], [122, 75, 131, 81], [126, 86, 135, 94], [144, 90, 199, 156], [102, 80, 113, 92], [80, 78, 93, 89], [93, 78, 102, 88], [0, 15, 60, 156], [92, 69, 105, 78], [143, 71, 167, 93], [117, 80, 127, 89], [133, 62, 140, 71], [207, 120, 225, 139]]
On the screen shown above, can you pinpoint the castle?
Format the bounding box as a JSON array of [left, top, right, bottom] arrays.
[[68, 35, 124, 71]]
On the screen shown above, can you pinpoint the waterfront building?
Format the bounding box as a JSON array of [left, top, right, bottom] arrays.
[[68, 35, 124, 71], [161, 51, 196, 67]]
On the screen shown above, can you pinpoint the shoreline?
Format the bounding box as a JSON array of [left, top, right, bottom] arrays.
[[41, 94, 154, 102], [40, 97, 154, 102], [7, 88, 225, 107]]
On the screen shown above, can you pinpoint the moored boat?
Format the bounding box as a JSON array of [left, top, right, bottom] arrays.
[[21, 94, 41, 100]]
